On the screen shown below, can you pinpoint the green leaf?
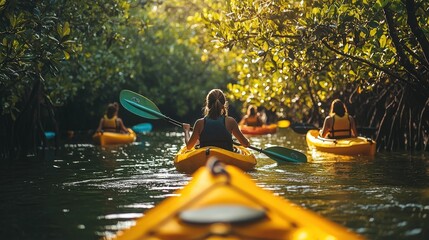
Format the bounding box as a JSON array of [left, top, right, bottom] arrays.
[[0, 0, 6, 10], [344, 43, 350, 53], [386, 57, 395, 65], [63, 22, 71, 36], [312, 7, 321, 15], [368, 21, 378, 28], [379, 34, 387, 48], [57, 24, 62, 37], [377, 0, 389, 8], [63, 51, 70, 60], [48, 35, 59, 44]]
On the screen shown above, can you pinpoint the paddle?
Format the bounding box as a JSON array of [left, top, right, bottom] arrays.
[[132, 123, 153, 133], [119, 90, 307, 163], [290, 123, 319, 134], [44, 131, 56, 140], [291, 123, 377, 136]]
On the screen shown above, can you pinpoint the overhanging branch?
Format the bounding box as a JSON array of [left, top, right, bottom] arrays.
[[406, 0, 429, 67], [322, 40, 408, 85]]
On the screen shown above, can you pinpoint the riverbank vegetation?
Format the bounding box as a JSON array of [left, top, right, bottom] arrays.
[[1, 0, 428, 159]]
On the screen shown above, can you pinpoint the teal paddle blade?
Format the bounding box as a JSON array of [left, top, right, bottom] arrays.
[[262, 146, 307, 163], [120, 90, 163, 120], [44, 131, 55, 139], [132, 123, 153, 133]]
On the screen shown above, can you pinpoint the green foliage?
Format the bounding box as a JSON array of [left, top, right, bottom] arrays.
[[0, 0, 134, 157], [48, 0, 235, 127], [192, 0, 427, 116], [1, 0, 428, 154], [0, 0, 126, 113], [123, 3, 231, 116], [180, 0, 429, 149], [0, 0, 236, 158]]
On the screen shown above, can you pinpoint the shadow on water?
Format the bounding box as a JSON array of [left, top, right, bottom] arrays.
[[0, 127, 428, 239]]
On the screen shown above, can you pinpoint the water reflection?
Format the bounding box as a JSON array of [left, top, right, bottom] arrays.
[[0, 129, 428, 239]]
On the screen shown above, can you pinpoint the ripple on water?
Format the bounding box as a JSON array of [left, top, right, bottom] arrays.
[[2, 130, 429, 240]]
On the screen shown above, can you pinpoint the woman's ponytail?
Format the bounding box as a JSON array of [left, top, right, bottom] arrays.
[[203, 89, 228, 118]]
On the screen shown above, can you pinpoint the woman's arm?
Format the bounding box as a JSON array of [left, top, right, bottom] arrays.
[[349, 117, 358, 137], [96, 118, 104, 132], [319, 116, 332, 138], [238, 116, 247, 125], [229, 117, 250, 147], [183, 119, 203, 150], [117, 118, 129, 133]]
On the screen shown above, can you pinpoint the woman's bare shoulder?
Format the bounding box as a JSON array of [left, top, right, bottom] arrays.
[[226, 116, 238, 123], [194, 118, 205, 126]]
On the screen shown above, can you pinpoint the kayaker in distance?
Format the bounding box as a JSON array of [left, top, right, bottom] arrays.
[[182, 89, 250, 151], [96, 102, 129, 134], [239, 105, 264, 127], [319, 99, 358, 138], [257, 106, 268, 124]]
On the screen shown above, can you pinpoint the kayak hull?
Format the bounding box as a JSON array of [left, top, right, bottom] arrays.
[[92, 128, 136, 146], [306, 130, 376, 156], [174, 146, 256, 173], [112, 161, 364, 240], [239, 124, 277, 135]]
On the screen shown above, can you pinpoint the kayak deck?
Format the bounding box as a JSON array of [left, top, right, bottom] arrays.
[[306, 130, 376, 156], [174, 146, 256, 174], [112, 159, 364, 240], [92, 128, 136, 146]]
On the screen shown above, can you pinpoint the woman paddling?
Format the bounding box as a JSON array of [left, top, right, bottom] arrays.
[[319, 99, 358, 138], [239, 105, 264, 127], [96, 102, 129, 134], [182, 89, 250, 151]]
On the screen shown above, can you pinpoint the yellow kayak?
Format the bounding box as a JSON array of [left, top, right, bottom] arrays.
[[92, 128, 136, 146], [306, 130, 376, 156], [174, 146, 256, 174], [111, 159, 364, 240], [239, 123, 277, 135]]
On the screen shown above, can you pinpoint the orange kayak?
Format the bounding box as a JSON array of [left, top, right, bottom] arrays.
[[239, 123, 277, 135], [92, 128, 136, 146], [111, 159, 364, 240]]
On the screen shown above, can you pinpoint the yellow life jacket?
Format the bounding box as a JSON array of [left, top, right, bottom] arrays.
[[329, 113, 352, 138], [102, 115, 119, 132]]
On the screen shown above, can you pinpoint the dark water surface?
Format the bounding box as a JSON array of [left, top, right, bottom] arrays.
[[0, 128, 428, 240]]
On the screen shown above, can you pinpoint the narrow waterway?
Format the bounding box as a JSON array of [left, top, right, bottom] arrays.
[[0, 128, 428, 239]]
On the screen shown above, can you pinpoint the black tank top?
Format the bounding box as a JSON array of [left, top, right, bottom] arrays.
[[199, 116, 233, 151]]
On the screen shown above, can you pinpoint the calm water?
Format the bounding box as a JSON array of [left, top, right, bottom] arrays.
[[0, 128, 428, 240]]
